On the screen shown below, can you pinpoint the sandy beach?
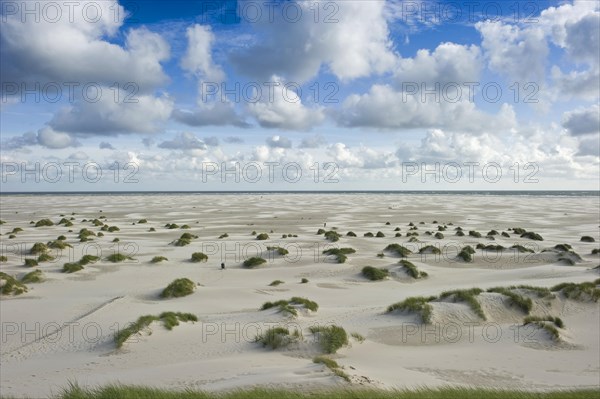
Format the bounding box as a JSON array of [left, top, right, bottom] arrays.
[[1, 193, 599, 397]]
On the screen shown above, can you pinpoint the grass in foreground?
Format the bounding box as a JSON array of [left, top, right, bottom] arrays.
[[51, 384, 600, 399]]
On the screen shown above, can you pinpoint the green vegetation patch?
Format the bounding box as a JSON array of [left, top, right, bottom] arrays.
[[0, 272, 28, 295], [486, 287, 533, 314], [309, 325, 349, 354], [161, 278, 196, 298], [322, 247, 356, 263], [383, 244, 412, 257], [551, 280, 600, 302], [243, 257, 267, 268], [440, 289, 486, 320], [399, 260, 428, 279], [115, 312, 197, 348], [361, 266, 389, 281], [387, 296, 435, 323]]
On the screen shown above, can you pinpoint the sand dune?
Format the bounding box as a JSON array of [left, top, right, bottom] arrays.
[[1, 193, 599, 397]]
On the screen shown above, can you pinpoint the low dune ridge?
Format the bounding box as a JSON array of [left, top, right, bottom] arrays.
[[0, 193, 599, 397]]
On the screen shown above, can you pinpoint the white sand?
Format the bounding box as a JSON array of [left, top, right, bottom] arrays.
[[1, 193, 599, 397]]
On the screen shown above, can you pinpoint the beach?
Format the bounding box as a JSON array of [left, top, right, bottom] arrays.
[[1, 193, 599, 397]]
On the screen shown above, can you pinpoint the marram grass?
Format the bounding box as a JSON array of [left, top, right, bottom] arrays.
[[39, 384, 600, 399]]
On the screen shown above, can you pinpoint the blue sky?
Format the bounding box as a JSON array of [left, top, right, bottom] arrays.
[[0, 0, 598, 191]]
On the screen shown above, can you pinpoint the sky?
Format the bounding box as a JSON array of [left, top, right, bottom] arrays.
[[0, 0, 599, 191]]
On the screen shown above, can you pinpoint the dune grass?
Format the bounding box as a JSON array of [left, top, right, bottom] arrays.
[[114, 312, 197, 348], [256, 233, 270, 240], [21, 269, 44, 283], [512, 285, 554, 299], [30, 242, 49, 254], [0, 256, 7, 262], [524, 315, 564, 329], [78, 228, 96, 242], [457, 245, 475, 262], [551, 280, 600, 302], [346, 231, 357, 237], [313, 356, 350, 382], [106, 253, 133, 263], [243, 257, 267, 268], [309, 325, 349, 354], [160, 278, 196, 298], [523, 320, 561, 341], [511, 244, 535, 253], [324, 230, 341, 242], [173, 232, 199, 246], [254, 327, 301, 350], [79, 255, 100, 265], [191, 252, 208, 262], [383, 243, 412, 257], [0, 272, 28, 295], [24, 258, 38, 267], [477, 244, 505, 251], [580, 236, 595, 242], [387, 296, 434, 323], [521, 231, 544, 241], [267, 246, 289, 256], [399, 260, 428, 279], [468, 230, 482, 238], [419, 245, 441, 255], [218, 233, 229, 239], [261, 297, 319, 316], [37, 253, 55, 262], [434, 232, 444, 239], [440, 289, 486, 320], [361, 266, 389, 281], [322, 247, 356, 263], [375, 231, 385, 237], [39, 383, 600, 398], [301, 278, 309, 283], [151, 256, 168, 263], [63, 262, 84, 273], [486, 287, 533, 314], [34, 218, 54, 227], [269, 280, 284, 286]]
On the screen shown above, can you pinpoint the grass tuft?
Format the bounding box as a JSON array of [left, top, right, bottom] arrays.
[[486, 287, 533, 314], [243, 257, 267, 268], [387, 296, 434, 324], [322, 247, 356, 263], [383, 244, 412, 257], [114, 312, 197, 348], [21, 269, 44, 283], [440, 289, 486, 320], [361, 266, 389, 281], [106, 253, 133, 263], [161, 278, 196, 298], [0, 272, 28, 295], [191, 252, 208, 262], [309, 325, 349, 354]]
